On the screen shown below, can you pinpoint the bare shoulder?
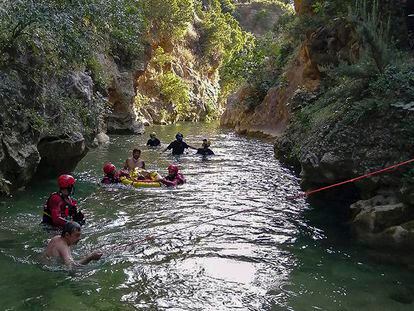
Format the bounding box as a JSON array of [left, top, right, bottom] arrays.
[[44, 235, 62, 257]]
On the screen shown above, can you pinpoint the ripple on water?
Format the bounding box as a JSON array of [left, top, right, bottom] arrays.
[[1, 123, 413, 310]]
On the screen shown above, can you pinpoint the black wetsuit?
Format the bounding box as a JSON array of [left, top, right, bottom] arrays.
[[167, 140, 189, 155], [196, 148, 214, 155], [147, 138, 161, 147]]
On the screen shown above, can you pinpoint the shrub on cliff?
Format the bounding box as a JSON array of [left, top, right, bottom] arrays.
[[142, 0, 194, 43], [220, 2, 295, 105], [157, 72, 191, 119], [0, 0, 146, 137], [199, 10, 247, 68]]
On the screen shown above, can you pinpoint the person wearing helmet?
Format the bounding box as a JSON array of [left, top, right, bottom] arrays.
[[42, 174, 84, 228], [146, 132, 161, 147], [163, 132, 196, 155], [160, 164, 186, 187], [101, 162, 130, 184], [43, 221, 102, 268], [124, 148, 145, 171], [196, 138, 214, 156]]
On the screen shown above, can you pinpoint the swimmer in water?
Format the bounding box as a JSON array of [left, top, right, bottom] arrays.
[[43, 221, 102, 268]]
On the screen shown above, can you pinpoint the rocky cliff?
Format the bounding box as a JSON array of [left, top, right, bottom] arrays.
[[222, 0, 414, 252], [135, 22, 221, 125], [220, 0, 293, 136], [0, 66, 104, 194]]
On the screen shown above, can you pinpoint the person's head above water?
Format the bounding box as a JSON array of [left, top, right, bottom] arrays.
[[175, 133, 183, 141], [150, 132, 157, 139], [132, 149, 141, 160], [103, 162, 116, 175], [168, 164, 179, 176], [58, 174, 76, 196], [202, 139, 210, 148], [61, 221, 81, 245]]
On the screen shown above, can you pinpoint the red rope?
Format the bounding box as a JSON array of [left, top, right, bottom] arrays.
[[107, 158, 414, 252], [302, 158, 414, 197]]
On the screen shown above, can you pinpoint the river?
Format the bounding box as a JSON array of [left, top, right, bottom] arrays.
[[0, 122, 413, 310]]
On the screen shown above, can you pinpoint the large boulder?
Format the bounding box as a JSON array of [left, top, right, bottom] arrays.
[[36, 132, 88, 177], [350, 194, 414, 249], [0, 130, 40, 193]]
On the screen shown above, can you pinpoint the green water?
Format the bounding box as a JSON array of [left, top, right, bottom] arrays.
[[0, 122, 413, 310]]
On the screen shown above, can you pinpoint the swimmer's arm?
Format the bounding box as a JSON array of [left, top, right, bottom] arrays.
[[162, 143, 173, 152], [58, 246, 77, 268], [77, 251, 103, 265], [185, 142, 197, 150]]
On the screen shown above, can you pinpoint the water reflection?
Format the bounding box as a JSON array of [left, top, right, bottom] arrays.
[[0, 123, 413, 310]]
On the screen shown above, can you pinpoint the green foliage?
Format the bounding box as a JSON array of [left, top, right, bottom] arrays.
[[349, 0, 391, 73], [0, 0, 145, 70], [0, 0, 145, 137], [134, 93, 151, 109], [157, 72, 191, 119], [369, 61, 414, 103], [151, 47, 174, 70], [86, 57, 109, 93], [253, 9, 272, 28], [200, 10, 248, 66], [204, 99, 220, 121], [219, 0, 236, 13], [220, 26, 293, 102], [142, 0, 194, 41]]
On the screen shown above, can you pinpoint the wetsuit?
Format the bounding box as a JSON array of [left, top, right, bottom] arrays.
[[147, 138, 161, 147], [196, 148, 214, 156], [167, 140, 189, 155], [43, 192, 81, 227], [161, 173, 186, 187]]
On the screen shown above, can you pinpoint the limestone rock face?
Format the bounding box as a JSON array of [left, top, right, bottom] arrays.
[[234, 1, 285, 37], [294, 0, 315, 15], [98, 54, 145, 134], [135, 22, 220, 125], [0, 63, 105, 194], [221, 86, 289, 136], [271, 19, 414, 253], [350, 194, 414, 248], [65, 72, 94, 102], [222, 17, 360, 137], [0, 128, 40, 194]]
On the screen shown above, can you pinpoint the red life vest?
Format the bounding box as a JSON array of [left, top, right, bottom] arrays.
[[42, 192, 78, 227]]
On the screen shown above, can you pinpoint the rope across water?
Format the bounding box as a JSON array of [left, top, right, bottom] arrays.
[[108, 157, 414, 252]]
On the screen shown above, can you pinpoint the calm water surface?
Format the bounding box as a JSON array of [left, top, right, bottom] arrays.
[[0, 122, 413, 310]]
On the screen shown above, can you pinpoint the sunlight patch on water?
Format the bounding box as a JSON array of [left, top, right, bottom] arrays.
[[179, 257, 257, 284]]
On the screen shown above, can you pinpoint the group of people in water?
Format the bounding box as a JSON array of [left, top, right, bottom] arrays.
[[42, 132, 214, 268]]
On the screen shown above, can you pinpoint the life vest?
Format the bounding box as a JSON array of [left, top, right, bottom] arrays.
[[164, 173, 185, 186], [42, 192, 79, 225]]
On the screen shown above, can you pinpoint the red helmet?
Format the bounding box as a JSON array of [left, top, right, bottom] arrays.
[[103, 163, 116, 175], [58, 174, 76, 189], [168, 164, 179, 174]]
